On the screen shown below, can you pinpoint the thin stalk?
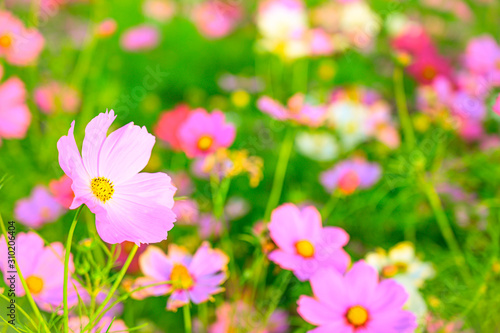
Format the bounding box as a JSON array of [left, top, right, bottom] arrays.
[[420, 177, 472, 283], [264, 128, 294, 221], [183, 305, 192, 333], [393, 66, 416, 151], [85, 244, 139, 331], [63, 205, 83, 332], [321, 191, 341, 222]]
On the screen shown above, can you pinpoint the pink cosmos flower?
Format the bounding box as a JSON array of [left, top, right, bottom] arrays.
[[307, 29, 334, 56], [49, 175, 75, 209], [191, 1, 242, 39], [406, 51, 453, 84], [257, 94, 327, 127], [0, 10, 44, 66], [197, 214, 223, 239], [267, 203, 350, 281], [493, 93, 500, 116], [57, 110, 177, 244], [154, 104, 191, 151], [178, 108, 236, 158], [464, 35, 500, 76], [170, 171, 194, 196], [172, 199, 199, 225], [320, 158, 381, 195], [114, 242, 147, 274], [209, 301, 289, 333], [0, 232, 80, 312], [143, 0, 176, 22], [391, 26, 436, 57], [96, 18, 118, 38], [14, 186, 65, 228], [297, 261, 417, 333], [132, 242, 229, 311], [120, 24, 160, 52], [0, 76, 31, 144], [34, 81, 81, 114]]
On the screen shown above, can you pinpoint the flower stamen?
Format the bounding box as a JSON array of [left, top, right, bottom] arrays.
[[91, 177, 114, 203], [295, 240, 315, 258], [346, 305, 369, 327]]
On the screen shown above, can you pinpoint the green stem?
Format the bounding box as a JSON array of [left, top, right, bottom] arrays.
[[183, 305, 192, 333], [85, 244, 138, 331], [420, 177, 472, 283], [393, 66, 416, 151], [264, 128, 294, 221], [321, 191, 341, 222], [63, 205, 83, 332], [0, 215, 50, 333]]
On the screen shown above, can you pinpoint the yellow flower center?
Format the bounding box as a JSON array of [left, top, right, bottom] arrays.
[[91, 177, 114, 203], [295, 240, 315, 258], [346, 305, 369, 327], [382, 262, 408, 278], [422, 65, 436, 80], [26, 276, 44, 294], [0, 34, 12, 48], [170, 264, 194, 290], [197, 135, 214, 151]]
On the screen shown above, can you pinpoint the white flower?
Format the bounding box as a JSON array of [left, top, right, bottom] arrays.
[[295, 131, 339, 162]]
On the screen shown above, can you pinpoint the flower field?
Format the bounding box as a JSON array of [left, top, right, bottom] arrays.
[[1, 0, 500, 332]]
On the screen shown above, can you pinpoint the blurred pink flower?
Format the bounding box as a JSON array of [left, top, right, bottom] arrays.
[[172, 199, 199, 225], [392, 25, 436, 57], [170, 171, 194, 196], [267, 203, 350, 281], [0, 76, 31, 143], [132, 242, 229, 311], [96, 18, 117, 38], [154, 104, 191, 151], [198, 214, 222, 239], [192, 1, 242, 39], [57, 110, 177, 244], [178, 109, 236, 158], [320, 158, 381, 195], [464, 35, 500, 76], [257, 94, 327, 127], [406, 51, 453, 84], [297, 261, 417, 332], [120, 24, 160, 52], [209, 301, 289, 333], [49, 175, 75, 209], [14, 186, 65, 228], [493, 93, 500, 116], [114, 242, 147, 274], [0, 232, 80, 311], [143, 0, 176, 22], [307, 28, 334, 56], [68, 316, 128, 333], [0, 10, 44, 66], [34, 81, 81, 114]]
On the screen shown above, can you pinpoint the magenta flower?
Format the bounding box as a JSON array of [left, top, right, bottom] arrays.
[[0, 76, 31, 144], [14, 186, 65, 228], [297, 261, 417, 333], [257, 94, 327, 127], [0, 232, 80, 312], [120, 24, 160, 52], [320, 158, 381, 195], [267, 203, 350, 281], [464, 35, 500, 76], [0, 10, 44, 66], [191, 1, 242, 39], [57, 110, 177, 244], [34, 81, 81, 114], [493, 93, 500, 116], [178, 108, 236, 158], [49, 175, 75, 209], [132, 242, 229, 311]]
